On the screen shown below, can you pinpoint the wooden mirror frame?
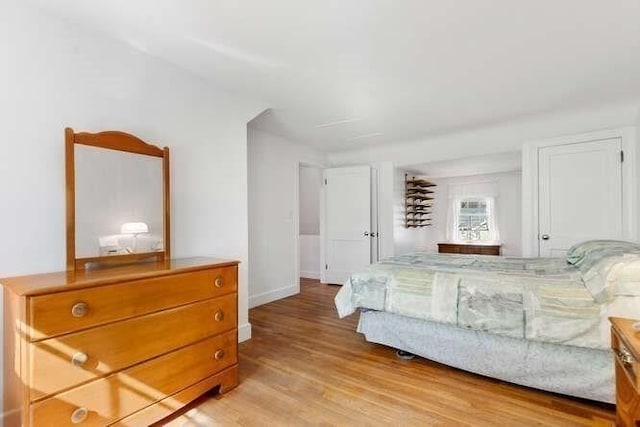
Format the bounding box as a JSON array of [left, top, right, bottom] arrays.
[[65, 128, 171, 270]]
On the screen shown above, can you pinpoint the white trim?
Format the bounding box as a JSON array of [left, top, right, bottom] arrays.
[[293, 161, 301, 291], [522, 126, 637, 257], [622, 127, 638, 243], [238, 322, 252, 342], [376, 162, 395, 259], [300, 270, 320, 279], [521, 141, 538, 257], [370, 166, 380, 263], [248, 284, 298, 308], [319, 169, 327, 283]]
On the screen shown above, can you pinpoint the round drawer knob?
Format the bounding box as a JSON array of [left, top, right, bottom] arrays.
[[214, 309, 224, 322], [70, 407, 88, 424], [214, 349, 225, 361], [214, 276, 224, 288], [71, 352, 89, 367], [71, 302, 89, 318]]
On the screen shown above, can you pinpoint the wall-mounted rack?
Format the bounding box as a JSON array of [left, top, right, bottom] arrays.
[[405, 174, 435, 228]]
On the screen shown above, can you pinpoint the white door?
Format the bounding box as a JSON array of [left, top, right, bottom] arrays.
[[323, 166, 371, 284], [538, 138, 622, 257]]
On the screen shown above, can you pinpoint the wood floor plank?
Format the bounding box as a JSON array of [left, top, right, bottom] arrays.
[[163, 278, 615, 426]]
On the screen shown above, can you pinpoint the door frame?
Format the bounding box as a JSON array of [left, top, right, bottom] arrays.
[[522, 126, 637, 257]]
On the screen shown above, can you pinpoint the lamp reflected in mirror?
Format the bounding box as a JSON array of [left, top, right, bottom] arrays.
[[120, 222, 149, 253]]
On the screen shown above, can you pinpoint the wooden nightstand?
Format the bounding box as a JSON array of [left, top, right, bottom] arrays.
[[610, 317, 640, 427]]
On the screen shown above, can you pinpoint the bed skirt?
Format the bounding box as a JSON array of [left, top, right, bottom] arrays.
[[357, 310, 614, 403]]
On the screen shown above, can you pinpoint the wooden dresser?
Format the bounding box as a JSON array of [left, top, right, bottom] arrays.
[[437, 243, 501, 256], [610, 317, 640, 427], [2, 257, 239, 426]]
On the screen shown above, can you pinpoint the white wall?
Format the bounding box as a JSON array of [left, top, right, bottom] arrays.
[[247, 128, 326, 307], [299, 166, 322, 235], [376, 162, 396, 260], [0, 2, 265, 416], [422, 171, 522, 256]]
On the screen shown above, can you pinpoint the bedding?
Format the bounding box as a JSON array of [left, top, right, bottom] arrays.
[[357, 310, 614, 402], [335, 244, 640, 350], [565, 239, 640, 266]]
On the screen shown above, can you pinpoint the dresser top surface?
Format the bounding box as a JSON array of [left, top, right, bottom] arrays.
[[1, 257, 239, 296]]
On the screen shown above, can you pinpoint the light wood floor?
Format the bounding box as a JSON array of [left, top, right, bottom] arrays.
[[166, 278, 615, 426]]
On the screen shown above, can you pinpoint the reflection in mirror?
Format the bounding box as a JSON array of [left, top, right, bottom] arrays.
[[74, 145, 163, 258], [66, 128, 170, 271]]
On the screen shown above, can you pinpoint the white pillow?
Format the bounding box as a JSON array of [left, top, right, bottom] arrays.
[[584, 254, 640, 302]]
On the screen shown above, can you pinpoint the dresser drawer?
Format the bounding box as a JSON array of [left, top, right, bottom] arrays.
[[29, 293, 237, 401], [615, 360, 640, 426], [437, 243, 500, 256], [29, 330, 237, 426], [28, 266, 237, 340], [613, 334, 639, 390]]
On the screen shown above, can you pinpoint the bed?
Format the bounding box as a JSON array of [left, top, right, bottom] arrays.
[[335, 240, 640, 403]]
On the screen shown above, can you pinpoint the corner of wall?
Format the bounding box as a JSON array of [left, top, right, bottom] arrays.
[[238, 322, 252, 342], [247, 128, 326, 309]]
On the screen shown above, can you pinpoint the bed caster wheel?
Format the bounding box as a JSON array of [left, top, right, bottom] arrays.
[[396, 349, 415, 360]]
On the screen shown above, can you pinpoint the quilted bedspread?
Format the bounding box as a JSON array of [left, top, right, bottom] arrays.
[[335, 247, 640, 349]]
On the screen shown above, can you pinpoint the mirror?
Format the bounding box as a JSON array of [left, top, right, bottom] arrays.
[[66, 128, 170, 270]]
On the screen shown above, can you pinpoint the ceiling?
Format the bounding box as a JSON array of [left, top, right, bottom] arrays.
[[408, 151, 521, 179], [33, 0, 640, 151]]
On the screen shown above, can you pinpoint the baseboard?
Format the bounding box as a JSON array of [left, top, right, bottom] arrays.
[[238, 322, 252, 343], [249, 285, 298, 309], [300, 270, 320, 280]]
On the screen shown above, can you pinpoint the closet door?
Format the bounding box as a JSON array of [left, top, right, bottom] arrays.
[[538, 138, 622, 257], [323, 166, 371, 284]]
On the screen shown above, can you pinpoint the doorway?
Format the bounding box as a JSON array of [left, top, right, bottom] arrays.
[[298, 165, 323, 281]]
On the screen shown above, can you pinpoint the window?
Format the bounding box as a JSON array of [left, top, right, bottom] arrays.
[[457, 198, 489, 241], [451, 197, 499, 242]]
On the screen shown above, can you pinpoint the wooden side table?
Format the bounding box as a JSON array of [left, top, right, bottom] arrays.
[[610, 317, 640, 427], [437, 243, 501, 256]]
